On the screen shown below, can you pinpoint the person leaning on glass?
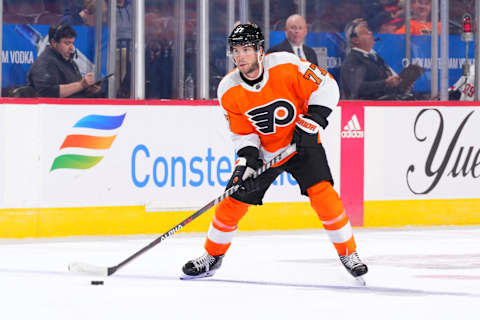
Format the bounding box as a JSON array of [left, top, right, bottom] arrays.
[[27, 24, 101, 98]]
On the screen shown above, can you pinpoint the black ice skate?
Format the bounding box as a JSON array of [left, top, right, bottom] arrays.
[[339, 251, 368, 285], [180, 252, 224, 280]]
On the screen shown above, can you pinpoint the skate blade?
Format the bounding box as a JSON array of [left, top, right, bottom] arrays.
[[354, 276, 366, 286], [179, 270, 216, 280]]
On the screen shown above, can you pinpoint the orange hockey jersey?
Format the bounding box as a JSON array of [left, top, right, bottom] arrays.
[[217, 51, 340, 162]]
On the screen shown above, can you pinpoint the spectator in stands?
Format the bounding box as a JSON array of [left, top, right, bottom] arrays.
[[378, 0, 403, 19], [369, 11, 403, 33], [310, 0, 365, 33], [395, 0, 441, 35], [361, 0, 405, 33], [340, 18, 402, 99], [116, 0, 133, 98], [60, 0, 107, 26], [267, 14, 318, 65], [27, 24, 101, 98], [270, 0, 297, 30], [4, 0, 62, 24], [63, 0, 132, 98], [117, 0, 132, 40]]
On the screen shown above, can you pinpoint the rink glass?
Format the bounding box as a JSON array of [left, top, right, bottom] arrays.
[[0, 0, 475, 100]]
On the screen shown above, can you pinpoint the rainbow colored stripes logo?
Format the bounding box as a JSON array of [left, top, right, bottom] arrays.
[[50, 113, 126, 171]]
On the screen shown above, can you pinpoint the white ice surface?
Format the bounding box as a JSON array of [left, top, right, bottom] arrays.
[[1, 226, 479, 319]]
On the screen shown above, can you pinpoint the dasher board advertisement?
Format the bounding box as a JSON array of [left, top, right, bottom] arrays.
[[0, 104, 340, 210], [365, 106, 480, 201]]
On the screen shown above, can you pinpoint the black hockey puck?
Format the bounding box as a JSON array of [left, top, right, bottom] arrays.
[[91, 280, 104, 285]]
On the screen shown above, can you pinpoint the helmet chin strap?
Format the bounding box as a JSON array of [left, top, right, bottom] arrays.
[[242, 50, 264, 81]]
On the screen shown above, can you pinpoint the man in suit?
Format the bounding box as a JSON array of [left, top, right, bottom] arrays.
[[340, 18, 401, 99], [267, 14, 318, 66]]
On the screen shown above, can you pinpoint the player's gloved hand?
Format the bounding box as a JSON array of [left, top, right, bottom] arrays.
[[226, 146, 263, 193], [292, 105, 332, 152]]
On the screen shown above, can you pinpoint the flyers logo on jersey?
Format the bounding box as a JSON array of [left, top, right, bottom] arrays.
[[246, 99, 296, 134]]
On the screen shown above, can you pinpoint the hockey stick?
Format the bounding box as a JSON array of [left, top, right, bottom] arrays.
[[68, 144, 297, 276]]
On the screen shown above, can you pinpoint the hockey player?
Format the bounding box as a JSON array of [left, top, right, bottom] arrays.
[[181, 23, 368, 282]]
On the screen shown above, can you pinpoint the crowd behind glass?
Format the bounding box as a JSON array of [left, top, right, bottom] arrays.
[[1, 0, 476, 100]]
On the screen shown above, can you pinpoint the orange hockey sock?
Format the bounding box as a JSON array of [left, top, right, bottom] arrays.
[[204, 197, 250, 256], [307, 181, 356, 256]]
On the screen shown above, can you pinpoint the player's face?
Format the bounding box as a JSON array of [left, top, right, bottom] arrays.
[[54, 37, 76, 60], [231, 45, 261, 78]]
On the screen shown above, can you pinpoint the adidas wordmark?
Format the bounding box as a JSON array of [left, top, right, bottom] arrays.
[[341, 114, 364, 138]]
